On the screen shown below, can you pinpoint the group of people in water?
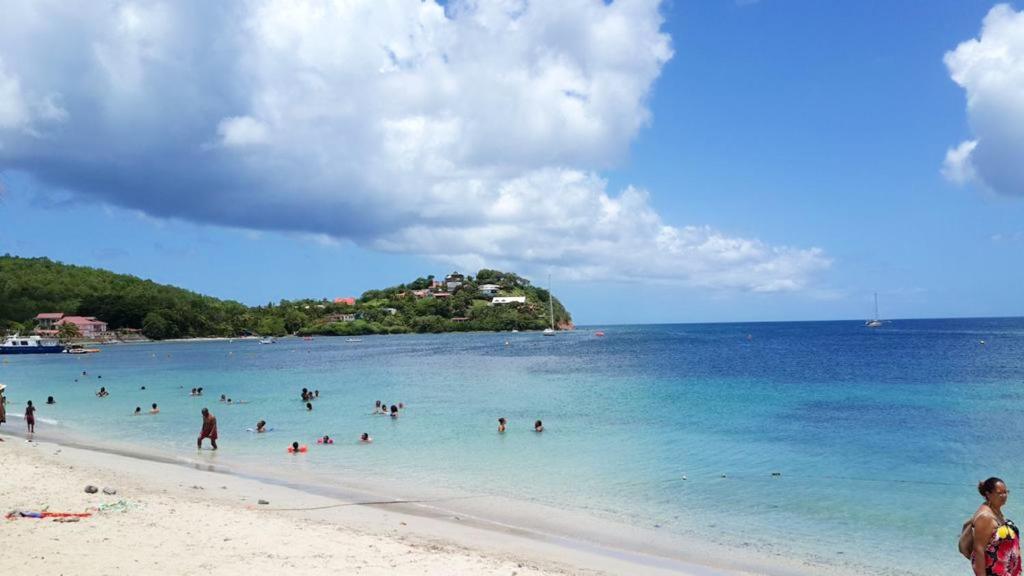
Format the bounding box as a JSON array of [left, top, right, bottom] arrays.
[[6, 373, 549, 473], [497, 417, 544, 433], [373, 400, 402, 417]]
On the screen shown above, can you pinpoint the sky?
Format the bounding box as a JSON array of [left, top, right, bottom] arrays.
[[1, 0, 1022, 325]]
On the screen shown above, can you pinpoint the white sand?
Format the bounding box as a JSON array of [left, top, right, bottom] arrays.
[[0, 433, 748, 576]]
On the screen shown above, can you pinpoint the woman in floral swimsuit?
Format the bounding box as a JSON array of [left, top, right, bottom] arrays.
[[973, 477, 1021, 576]]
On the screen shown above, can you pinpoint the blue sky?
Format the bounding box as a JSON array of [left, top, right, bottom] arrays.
[[1, 0, 1022, 324]]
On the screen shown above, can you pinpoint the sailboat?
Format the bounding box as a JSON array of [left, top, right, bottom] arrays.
[[865, 292, 883, 328], [543, 275, 556, 336]]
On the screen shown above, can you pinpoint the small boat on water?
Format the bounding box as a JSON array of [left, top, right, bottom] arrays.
[[865, 292, 884, 328], [595, 330, 605, 337], [543, 275, 556, 336], [259, 337, 276, 344], [66, 344, 101, 354], [345, 338, 363, 343], [0, 334, 65, 354]]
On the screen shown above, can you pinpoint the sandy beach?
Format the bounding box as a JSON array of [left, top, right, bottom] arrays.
[[0, 432, 751, 576]]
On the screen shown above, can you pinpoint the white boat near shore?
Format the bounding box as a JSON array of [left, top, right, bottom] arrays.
[[0, 334, 65, 354]]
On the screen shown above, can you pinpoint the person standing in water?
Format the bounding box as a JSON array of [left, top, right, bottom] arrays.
[[25, 400, 36, 433], [970, 476, 1021, 576], [197, 408, 218, 450], [497, 417, 506, 433]]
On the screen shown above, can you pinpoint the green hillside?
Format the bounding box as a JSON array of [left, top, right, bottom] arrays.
[[0, 255, 571, 339]]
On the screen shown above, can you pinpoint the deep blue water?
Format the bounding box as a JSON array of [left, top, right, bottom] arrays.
[[2, 318, 1022, 575]]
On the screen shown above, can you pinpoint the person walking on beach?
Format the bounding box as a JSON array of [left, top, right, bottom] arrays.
[[197, 408, 218, 450], [968, 477, 1021, 576], [0, 391, 6, 426], [25, 400, 36, 433]]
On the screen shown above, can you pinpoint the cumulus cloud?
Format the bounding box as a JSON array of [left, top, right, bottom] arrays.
[[0, 0, 828, 291], [944, 4, 1024, 196]]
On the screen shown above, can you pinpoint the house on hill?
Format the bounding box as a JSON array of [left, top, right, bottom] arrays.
[[33, 312, 65, 331], [333, 297, 356, 306], [490, 296, 526, 305], [34, 314, 108, 338], [478, 284, 501, 296], [444, 272, 465, 291]]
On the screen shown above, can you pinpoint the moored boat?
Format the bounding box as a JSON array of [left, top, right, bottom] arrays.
[[66, 344, 101, 354], [0, 334, 66, 354]]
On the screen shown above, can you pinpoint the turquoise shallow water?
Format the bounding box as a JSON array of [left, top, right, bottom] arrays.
[[2, 319, 1023, 575]]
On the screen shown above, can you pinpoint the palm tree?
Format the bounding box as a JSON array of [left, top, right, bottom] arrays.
[[58, 322, 82, 342]]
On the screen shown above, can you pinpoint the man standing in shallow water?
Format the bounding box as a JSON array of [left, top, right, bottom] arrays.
[[197, 408, 218, 450]]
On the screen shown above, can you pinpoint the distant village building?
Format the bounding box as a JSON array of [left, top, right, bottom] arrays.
[[33, 313, 108, 338], [333, 297, 356, 306], [325, 313, 357, 323], [444, 272, 465, 292], [490, 296, 526, 305], [478, 284, 501, 296], [33, 314, 108, 338], [33, 312, 64, 331], [382, 308, 398, 315]]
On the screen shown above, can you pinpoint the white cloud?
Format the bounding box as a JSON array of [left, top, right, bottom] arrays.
[[941, 139, 977, 185], [944, 4, 1024, 196], [0, 57, 67, 133], [218, 116, 270, 147], [0, 0, 829, 292]]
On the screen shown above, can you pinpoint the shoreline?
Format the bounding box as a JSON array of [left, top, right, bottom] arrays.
[[0, 427, 806, 576]]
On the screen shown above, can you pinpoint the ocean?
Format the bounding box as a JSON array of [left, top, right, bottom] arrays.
[[2, 318, 1022, 575]]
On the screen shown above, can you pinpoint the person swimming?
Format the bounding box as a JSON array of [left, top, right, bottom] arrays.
[[220, 394, 227, 402], [191, 388, 197, 396], [46, 396, 55, 405], [497, 417, 507, 433], [256, 420, 267, 433], [306, 402, 313, 411], [360, 433, 372, 443], [390, 404, 398, 418], [314, 390, 319, 399], [289, 441, 307, 453], [134, 406, 142, 415], [534, 419, 544, 432], [318, 435, 333, 444], [197, 387, 203, 396], [96, 387, 109, 398], [150, 403, 160, 414], [374, 400, 382, 414]]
